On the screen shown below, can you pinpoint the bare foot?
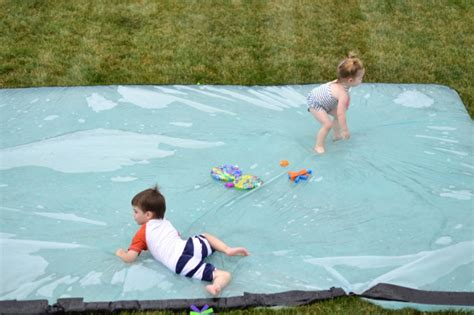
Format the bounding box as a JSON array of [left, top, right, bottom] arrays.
[[206, 284, 221, 296], [226, 247, 249, 256], [333, 135, 342, 142], [314, 146, 325, 154]]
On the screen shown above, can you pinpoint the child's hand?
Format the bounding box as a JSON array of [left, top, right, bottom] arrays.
[[115, 248, 139, 263], [342, 129, 351, 140], [116, 248, 126, 257]]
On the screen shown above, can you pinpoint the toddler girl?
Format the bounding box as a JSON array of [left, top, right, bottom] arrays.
[[307, 52, 365, 154]]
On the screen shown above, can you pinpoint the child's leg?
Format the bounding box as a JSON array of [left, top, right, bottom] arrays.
[[309, 108, 333, 153], [205, 269, 231, 296], [201, 233, 249, 256], [329, 109, 342, 141]]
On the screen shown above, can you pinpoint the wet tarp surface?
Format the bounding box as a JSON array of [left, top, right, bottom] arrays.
[[0, 84, 472, 307]]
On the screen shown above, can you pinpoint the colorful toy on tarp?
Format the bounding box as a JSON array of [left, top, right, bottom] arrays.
[[227, 174, 263, 190], [288, 169, 312, 183], [210, 164, 242, 182], [211, 164, 263, 190]]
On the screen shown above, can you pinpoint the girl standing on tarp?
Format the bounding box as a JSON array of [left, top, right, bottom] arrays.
[[307, 52, 365, 154]]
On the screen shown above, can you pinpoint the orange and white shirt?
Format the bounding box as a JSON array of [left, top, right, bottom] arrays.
[[128, 219, 186, 271]]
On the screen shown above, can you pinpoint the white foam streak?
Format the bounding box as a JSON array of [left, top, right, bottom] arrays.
[[154, 86, 188, 95], [118, 86, 174, 109], [365, 241, 472, 290], [434, 147, 468, 156], [170, 122, 193, 127], [1, 275, 55, 300], [265, 86, 307, 105], [440, 189, 473, 200], [460, 163, 474, 170], [179, 98, 236, 114], [0, 206, 20, 212], [177, 86, 234, 101], [110, 176, 138, 182], [427, 126, 456, 131], [118, 86, 234, 114], [203, 87, 283, 110], [394, 90, 434, 108], [259, 90, 290, 105], [37, 275, 79, 297], [0, 129, 224, 173], [80, 271, 103, 286], [34, 212, 107, 226], [415, 135, 459, 144], [111, 269, 126, 284], [44, 115, 59, 121], [0, 237, 85, 298], [119, 264, 173, 294], [86, 93, 118, 112], [305, 241, 473, 293], [248, 89, 290, 108], [325, 266, 352, 290]]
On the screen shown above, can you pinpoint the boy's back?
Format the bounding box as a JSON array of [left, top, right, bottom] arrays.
[[129, 218, 186, 271]]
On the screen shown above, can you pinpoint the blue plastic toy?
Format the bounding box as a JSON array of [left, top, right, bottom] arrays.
[[288, 169, 312, 183]]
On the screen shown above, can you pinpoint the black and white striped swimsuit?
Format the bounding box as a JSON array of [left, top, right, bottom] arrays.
[[307, 82, 349, 113]]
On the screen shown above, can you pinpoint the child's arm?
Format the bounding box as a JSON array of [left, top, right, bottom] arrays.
[[117, 224, 146, 263], [116, 248, 139, 263], [333, 86, 350, 139]]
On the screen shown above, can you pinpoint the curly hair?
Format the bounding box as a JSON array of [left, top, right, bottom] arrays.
[[337, 52, 364, 80]]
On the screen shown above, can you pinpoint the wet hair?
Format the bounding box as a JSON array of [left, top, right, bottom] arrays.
[[131, 185, 166, 219], [337, 52, 364, 80]]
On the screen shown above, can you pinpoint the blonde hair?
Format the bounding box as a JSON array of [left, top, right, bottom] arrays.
[[337, 52, 364, 80]]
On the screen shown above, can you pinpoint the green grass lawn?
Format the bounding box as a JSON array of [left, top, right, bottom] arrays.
[[1, 0, 473, 116], [1, 1, 472, 314], [117, 296, 472, 314]]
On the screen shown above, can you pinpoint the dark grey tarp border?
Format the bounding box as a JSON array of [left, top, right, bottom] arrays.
[[359, 283, 474, 306], [1, 284, 473, 314], [1, 288, 346, 314]]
